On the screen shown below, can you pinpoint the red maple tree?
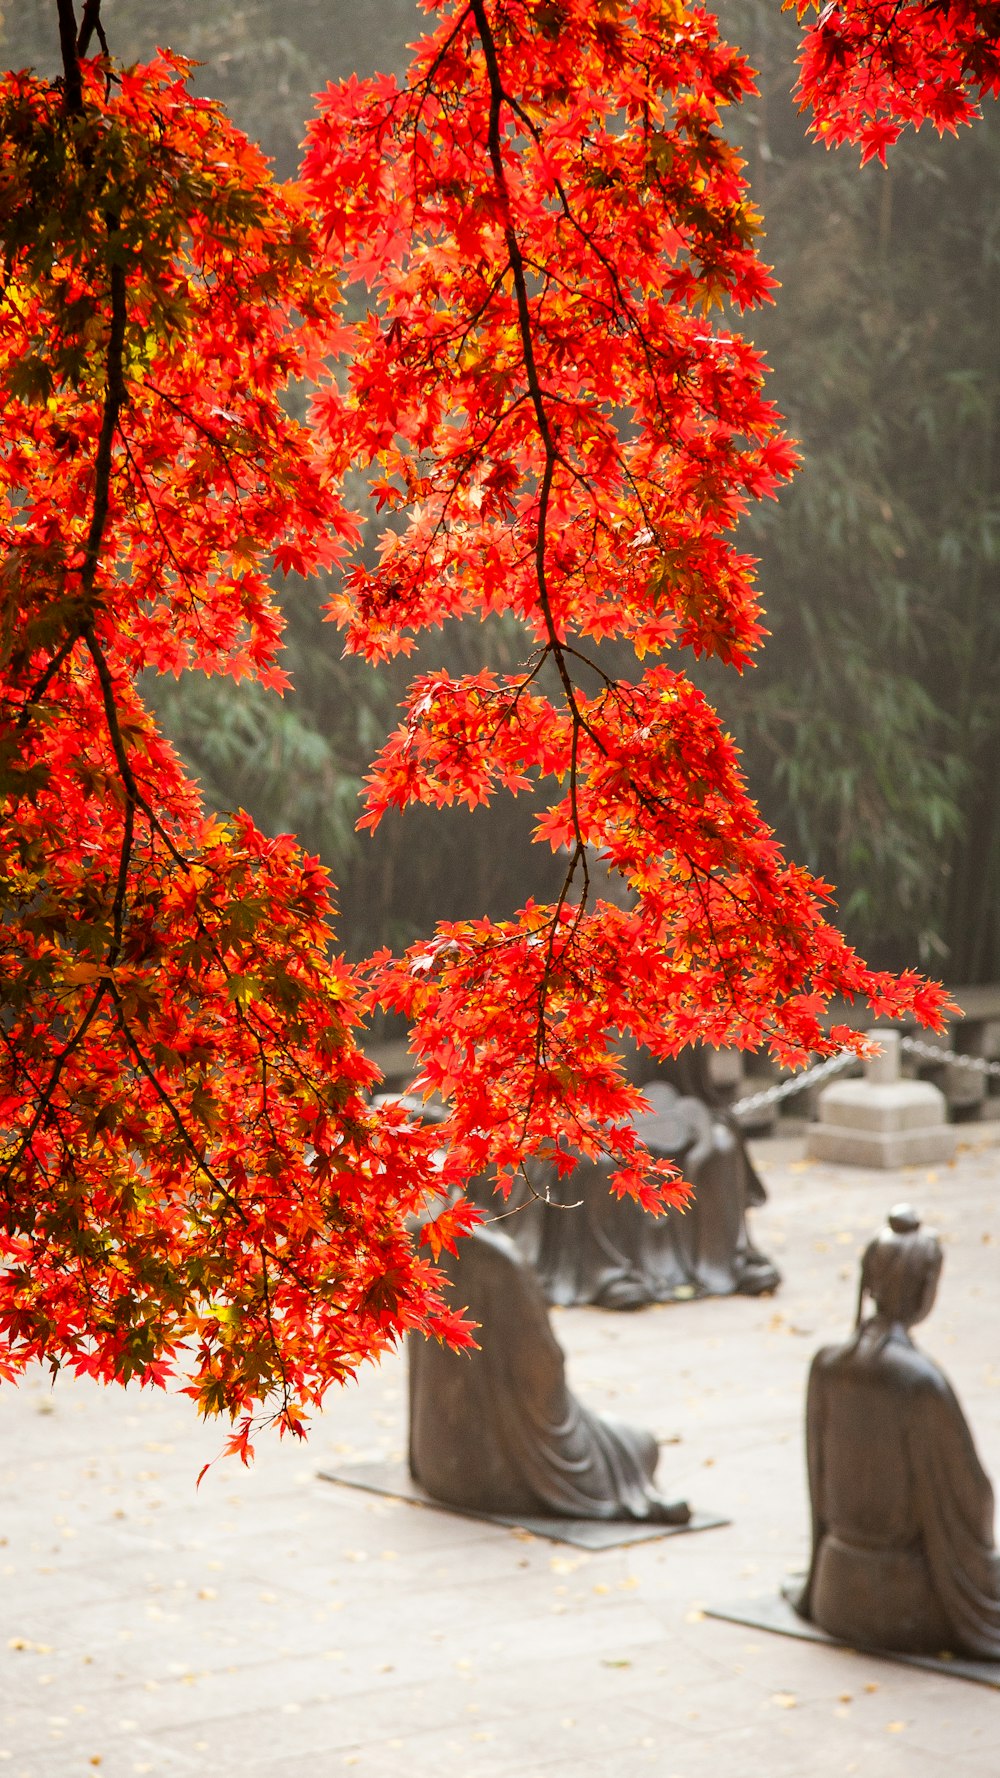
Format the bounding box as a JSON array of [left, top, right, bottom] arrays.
[[0, 24, 472, 1458], [1, 0, 989, 1446]]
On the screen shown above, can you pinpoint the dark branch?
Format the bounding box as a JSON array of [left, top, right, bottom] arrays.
[[56, 0, 83, 116], [76, 0, 108, 59], [0, 985, 110, 1198], [81, 255, 127, 599]]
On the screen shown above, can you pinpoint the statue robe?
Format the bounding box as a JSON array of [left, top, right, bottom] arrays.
[[798, 1328, 1000, 1659], [408, 1220, 680, 1521]]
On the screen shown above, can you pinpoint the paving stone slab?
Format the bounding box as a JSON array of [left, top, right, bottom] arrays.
[[4, 1126, 1000, 1778]]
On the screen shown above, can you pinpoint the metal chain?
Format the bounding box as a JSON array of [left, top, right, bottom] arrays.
[[730, 1034, 1000, 1120], [901, 1036, 1000, 1079], [731, 1051, 857, 1119]]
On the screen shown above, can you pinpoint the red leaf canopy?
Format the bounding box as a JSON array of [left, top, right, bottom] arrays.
[[0, 54, 468, 1446], [302, 0, 951, 1204], [791, 0, 1000, 161], [2, 0, 981, 1440]]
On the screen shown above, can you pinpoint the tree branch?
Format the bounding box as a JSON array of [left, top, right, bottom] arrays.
[[81, 255, 126, 599], [76, 0, 108, 60], [56, 0, 83, 117]]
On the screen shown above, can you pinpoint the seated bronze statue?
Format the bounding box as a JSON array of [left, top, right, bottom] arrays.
[[511, 1052, 779, 1310], [795, 1204, 1000, 1659], [409, 1213, 690, 1524]]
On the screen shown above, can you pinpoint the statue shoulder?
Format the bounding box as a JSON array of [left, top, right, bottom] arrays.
[[877, 1335, 952, 1399], [819, 1326, 958, 1401], [633, 1080, 714, 1158], [808, 1338, 856, 1378]]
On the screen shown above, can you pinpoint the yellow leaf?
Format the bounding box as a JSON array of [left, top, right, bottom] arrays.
[[61, 961, 103, 986]]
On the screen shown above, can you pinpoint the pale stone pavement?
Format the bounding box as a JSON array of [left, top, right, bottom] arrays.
[[2, 1125, 1000, 1777]]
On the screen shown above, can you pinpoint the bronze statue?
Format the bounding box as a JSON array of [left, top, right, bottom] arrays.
[[795, 1204, 1000, 1659], [512, 1061, 779, 1309], [409, 1213, 691, 1524]]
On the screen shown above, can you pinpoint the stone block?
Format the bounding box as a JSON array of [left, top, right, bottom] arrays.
[[705, 1046, 744, 1092], [805, 1027, 958, 1168], [816, 1078, 949, 1134], [806, 1122, 958, 1168]]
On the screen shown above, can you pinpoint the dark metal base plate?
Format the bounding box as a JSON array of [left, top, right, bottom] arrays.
[[318, 1460, 729, 1550], [706, 1590, 1000, 1689]]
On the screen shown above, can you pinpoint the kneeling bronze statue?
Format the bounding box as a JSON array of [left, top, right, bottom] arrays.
[[409, 1215, 690, 1524], [514, 1057, 779, 1310], [795, 1204, 1000, 1659]]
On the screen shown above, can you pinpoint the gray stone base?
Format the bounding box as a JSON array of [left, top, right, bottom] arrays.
[[706, 1590, 1000, 1689], [319, 1460, 729, 1550], [816, 1076, 949, 1134], [805, 1122, 958, 1167]]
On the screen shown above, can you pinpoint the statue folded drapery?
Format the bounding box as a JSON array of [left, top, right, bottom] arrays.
[[795, 1204, 1000, 1659], [409, 1217, 690, 1523]]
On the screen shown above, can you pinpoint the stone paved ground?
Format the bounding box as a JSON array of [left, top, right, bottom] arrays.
[[2, 1125, 1000, 1778]]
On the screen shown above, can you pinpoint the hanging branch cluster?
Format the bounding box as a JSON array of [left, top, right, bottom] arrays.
[[302, 0, 951, 1207], [0, 31, 471, 1455], [790, 0, 1000, 162]]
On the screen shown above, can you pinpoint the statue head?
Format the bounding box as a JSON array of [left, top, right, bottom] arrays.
[[856, 1204, 943, 1331]]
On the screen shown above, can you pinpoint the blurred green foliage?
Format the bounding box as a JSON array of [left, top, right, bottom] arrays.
[[707, 0, 1000, 980], [3, 0, 997, 979]]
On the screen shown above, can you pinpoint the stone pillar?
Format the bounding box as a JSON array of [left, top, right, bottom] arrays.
[[805, 1029, 957, 1168], [943, 1022, 989, 1122]]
